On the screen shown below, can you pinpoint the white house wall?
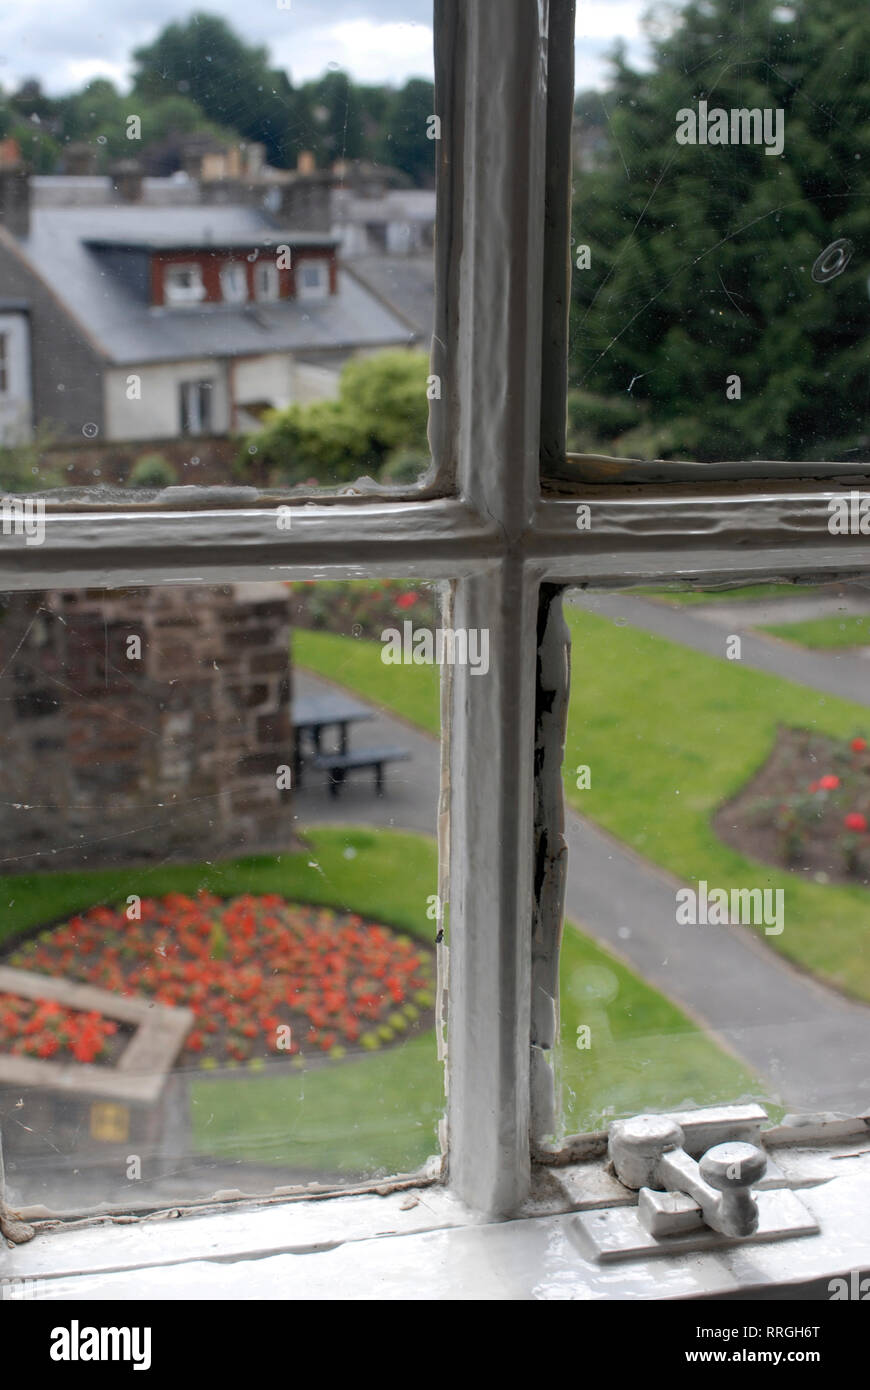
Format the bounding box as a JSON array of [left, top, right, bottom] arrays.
[[290, 359, 341, 405], [104, 360, 230, 441], [232, 355, 295, 416]]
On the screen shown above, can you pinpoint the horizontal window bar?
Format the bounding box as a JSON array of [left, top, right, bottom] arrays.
[[0, 500, 500, 589]]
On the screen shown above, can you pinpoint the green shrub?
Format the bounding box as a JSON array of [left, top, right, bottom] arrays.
[[380, 447, 431, 484], [129, 453, 178, 488], [238, 349, 431, 486], [0, 424, 63, 493]]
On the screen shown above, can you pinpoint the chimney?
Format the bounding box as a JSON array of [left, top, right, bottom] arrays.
[[275, 168, 335, 233], [0, 163, 30, 239], [62, 142, 98, 176], [109, 159, 144, 204], [297, 150, 316, 176]]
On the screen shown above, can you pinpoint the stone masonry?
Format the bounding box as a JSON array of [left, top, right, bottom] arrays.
[[0, 582, 296, 870]]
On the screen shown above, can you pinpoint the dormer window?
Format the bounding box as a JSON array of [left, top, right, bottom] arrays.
[[297, 260, 330, 300], [254, 261, 279, 302], [164, 263, 205, 305], [220, 261, 248, 304]]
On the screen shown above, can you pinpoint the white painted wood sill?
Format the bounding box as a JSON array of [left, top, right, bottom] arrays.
[[5, 1135, 870, 1300]]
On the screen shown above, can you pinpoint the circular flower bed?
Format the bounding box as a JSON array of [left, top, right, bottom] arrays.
[[3, 893, 435, 1069], [715, 726, 870, 883]]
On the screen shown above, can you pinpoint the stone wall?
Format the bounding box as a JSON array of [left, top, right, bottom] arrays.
[[0, 583, 296, 871]]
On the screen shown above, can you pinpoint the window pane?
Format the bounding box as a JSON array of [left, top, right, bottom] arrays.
[[566, 1, 869, 473], [556, 578, 870, 1141], [0, 578, 445, 1211], [0, 5, 436, 496]]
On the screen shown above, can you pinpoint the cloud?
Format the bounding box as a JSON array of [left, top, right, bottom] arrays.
[[273, 18, 434, 86], [0, 0, 647, 95]]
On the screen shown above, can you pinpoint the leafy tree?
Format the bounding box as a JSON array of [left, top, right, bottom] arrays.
[[299, 70, 367, 165], [241, 350, 430, 485], [377, 79, 436, 186], [131, 12, 302, 167], [569, 0, 870, 462]]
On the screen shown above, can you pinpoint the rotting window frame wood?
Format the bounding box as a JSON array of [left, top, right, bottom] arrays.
[[3, 0, 870, 1252]]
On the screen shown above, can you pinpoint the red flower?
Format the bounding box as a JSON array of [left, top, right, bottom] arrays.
[[844, 812, 868, 833], [852, 738, 868, 753], [818, 775, 840, 791], [396, 592, 418, 610]]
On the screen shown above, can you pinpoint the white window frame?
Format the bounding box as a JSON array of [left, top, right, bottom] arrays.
[[254, 260, 280, 302], [163, 263, 206, 306], [296, 259, 330, 300], [5, 0, 870, 1296], [220, 260, 249, 304]]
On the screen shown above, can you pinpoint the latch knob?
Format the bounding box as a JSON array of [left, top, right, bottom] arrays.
[[699, 1141, 767, 1237], [609, 1114, 768, 1239]]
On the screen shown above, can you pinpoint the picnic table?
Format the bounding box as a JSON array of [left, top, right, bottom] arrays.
[[291, 693, 411, 796], [291, 693, 375, 788]]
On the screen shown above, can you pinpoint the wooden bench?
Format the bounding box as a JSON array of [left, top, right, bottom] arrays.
[[312, 745, 412, 797]]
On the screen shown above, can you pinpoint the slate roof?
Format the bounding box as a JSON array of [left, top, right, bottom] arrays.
[[344, 255, 435, 340], [15, 205, 415, 365]]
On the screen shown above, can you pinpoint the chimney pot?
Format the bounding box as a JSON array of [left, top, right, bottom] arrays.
[[0, 162, 30, 239]]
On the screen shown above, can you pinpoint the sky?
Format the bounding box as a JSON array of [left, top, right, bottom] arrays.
[[0, 1, 650, 96]]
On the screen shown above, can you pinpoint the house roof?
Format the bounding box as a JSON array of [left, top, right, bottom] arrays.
[[16, 205, 415, 365], [344, 255, 435, 340]]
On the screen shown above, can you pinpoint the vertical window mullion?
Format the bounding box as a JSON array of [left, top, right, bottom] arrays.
[[440, 0, 553, 1214]]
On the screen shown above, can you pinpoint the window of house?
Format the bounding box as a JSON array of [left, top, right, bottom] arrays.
[[254, 261, 280, 302], [163, 263, 206, 306], [179, 380, 213, 435], [220, 261, 249, 304], [296, 260, 330, 300], [6, 0, 870, 1307]]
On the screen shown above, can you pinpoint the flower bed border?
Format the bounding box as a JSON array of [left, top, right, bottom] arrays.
[[0, 966, 192, 1104]]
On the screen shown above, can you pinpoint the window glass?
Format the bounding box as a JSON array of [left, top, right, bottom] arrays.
[[255, 261, 280, 302], [0, 4, 436, 497], [566, 0, 869, 472], [0, 578, 445, 1211], [555, 578, 870, 1142], [164, 264, 206, 305], [220, 261, 248, 304], [297, 260, 330, 299]]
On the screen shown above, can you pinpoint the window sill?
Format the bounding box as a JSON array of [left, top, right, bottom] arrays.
[[6, 1138, 870, 1300]]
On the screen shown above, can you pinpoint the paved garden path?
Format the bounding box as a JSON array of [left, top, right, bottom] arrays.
[[570, 588, 870, 709], [294, 668, 870, 1117]]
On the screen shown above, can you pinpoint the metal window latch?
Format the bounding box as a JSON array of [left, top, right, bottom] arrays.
[[573, 1105, 819, 1262]]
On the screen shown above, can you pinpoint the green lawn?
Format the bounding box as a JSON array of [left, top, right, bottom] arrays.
[[562, 607, 870, 1000], [557, 928, 760, 1134], [759, 614, 870, 649], [0, 822, 758, 1167], [294, 627, 440, 736], [629, 583, 829, 606], [0, 824, 438, 952], [296, 613, 870, 1003]]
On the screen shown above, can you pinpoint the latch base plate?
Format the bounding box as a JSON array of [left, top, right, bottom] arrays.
[[573, 1189, 819, 1262]]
